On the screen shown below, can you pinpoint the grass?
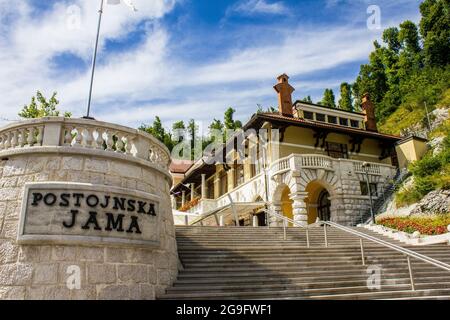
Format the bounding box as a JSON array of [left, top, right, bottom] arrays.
[[377, 215, 450, 235]]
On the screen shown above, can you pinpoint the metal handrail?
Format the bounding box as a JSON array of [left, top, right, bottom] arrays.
[[324, 220, 450, 272], [267, 210, 450, 291], [269, 210, 312, 247]]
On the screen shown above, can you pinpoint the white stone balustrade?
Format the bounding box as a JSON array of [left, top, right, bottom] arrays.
[[0, 117, 171, 172], [270, 154, 392, 178], [0, 124, 44, 150], [353, 161, 382, 175], [187, 199, 218, 215], [297, 154, 333, 170]]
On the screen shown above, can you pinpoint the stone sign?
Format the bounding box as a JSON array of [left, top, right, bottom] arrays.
[[18, 182, 161, 247]]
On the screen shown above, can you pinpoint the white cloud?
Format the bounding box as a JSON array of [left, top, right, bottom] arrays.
[[0, 0, 176, 122], [227, 0, 288, 16], [0, 0, 421, 130]]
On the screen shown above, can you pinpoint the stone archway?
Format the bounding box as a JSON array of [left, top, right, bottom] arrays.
[[304, 180, 335, 224], [281, 186, 294, 225], [270, 168, 340, 227]]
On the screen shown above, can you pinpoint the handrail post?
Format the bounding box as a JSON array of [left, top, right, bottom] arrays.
[[306, 225, 310, 248], [324, 224, 328, 248], [407, 256, 415, 291], [283, 219, 287, 241], [360, 239, 365, 266], [214, 213, 219, 226]]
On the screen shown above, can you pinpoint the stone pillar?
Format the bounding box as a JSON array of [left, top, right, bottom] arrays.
[[290, 191, 309, 227], [181, 190, 186, 206], [269, 203, 283, 227], [171, 195, 176, 209], [201, 174, 206, 199], [253, 215, 259, 227], [214, 177, 220, 199], [190, 183, 195, 201], [228, 168, 235, 192]]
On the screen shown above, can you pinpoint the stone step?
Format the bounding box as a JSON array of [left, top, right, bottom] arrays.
[[170, 275, 450, 292], [163, 225, 450, 300], [167, 281, 450, 297], [167, 278, 416, 294], [310, 288, 450, 300], [160, 282, 450, 300], [176, 266, 449, 279], [178, 249, 450, 258], [178, 252, 450, 260], [173, 274, 449, 286], [181, 258, 450, 269]]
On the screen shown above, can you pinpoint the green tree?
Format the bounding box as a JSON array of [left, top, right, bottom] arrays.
[[382, 27, 401, 53], [139, 116, 173, 151], [187, 119, 197, 143], [19, 91, 72, 119], [209, 119, 224, 132], [419, 0, 450, 66], [301, 96, 313, 103], [320, 89, 336, 108], [187, 119, 203, 160], [171, 121, 186, 144], [398, 20, 421, 54], [338, 83, 353, 111], [224, 107, 242, 130], [172, 121, 185, 131]]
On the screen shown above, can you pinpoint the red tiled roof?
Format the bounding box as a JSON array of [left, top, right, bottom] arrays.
[[169, 161, 194, 174]]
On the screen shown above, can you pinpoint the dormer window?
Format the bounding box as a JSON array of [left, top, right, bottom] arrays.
[[327, 116, 337, 124], [316, 113, 326, 122], [304, 111, 314, 120], [339, 118, 349, 126], [350, 120, 360, 128]]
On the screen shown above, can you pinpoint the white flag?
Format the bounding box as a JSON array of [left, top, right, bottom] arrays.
[[107, 0, 138, 12]]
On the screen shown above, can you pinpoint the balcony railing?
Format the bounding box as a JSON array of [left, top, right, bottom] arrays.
[[270, 154, 335, 176], [185, 198, 218, 215], [0, 117, 171, 171], [297, 154, 333, 170], [352, 161, 382, 175], [270, 154, 393, 178]]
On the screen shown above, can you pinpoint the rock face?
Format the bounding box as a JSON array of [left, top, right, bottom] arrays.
[[410, 190, 450, 216], [430, 108, 449, 131], [429, 136, 446, 156]]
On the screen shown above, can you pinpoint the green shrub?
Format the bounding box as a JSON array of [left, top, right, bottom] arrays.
[[395, 187, 423, 207], [409, 154, 442, 177], [414, 176, 437, 195]]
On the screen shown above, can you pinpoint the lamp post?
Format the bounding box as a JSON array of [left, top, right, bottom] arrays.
[[362, 162, 375, 224]]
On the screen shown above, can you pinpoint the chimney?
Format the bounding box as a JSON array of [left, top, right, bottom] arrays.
[[274, 74, 295, 117], [361, 93, 378, 132]]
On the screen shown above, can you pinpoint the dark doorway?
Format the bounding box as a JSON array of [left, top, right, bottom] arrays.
[[318, 190, 331, 221], [255, 212, 267, 227]]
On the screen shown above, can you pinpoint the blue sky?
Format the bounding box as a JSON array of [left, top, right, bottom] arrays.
[[0, 0, 422, 131]]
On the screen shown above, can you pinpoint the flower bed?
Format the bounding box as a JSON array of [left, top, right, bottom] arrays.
[[179, 197, 201, 212], [377, 215, 450, 235]]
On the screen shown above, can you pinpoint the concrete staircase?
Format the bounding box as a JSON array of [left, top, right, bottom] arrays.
[[355, 169, 411, 225], [159, 226, 450, 300]]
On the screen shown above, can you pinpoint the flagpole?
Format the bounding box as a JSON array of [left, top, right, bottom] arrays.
[[85, 0, 105, 119]]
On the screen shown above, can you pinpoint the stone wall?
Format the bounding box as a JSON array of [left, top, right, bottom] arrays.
[[268, 155, 397, 227], [0, 118, 178, 300]]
